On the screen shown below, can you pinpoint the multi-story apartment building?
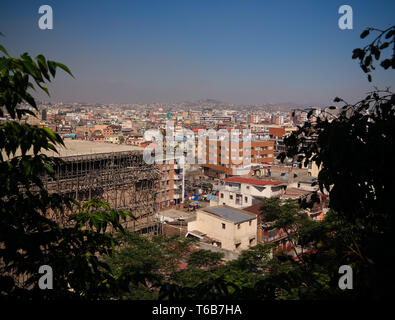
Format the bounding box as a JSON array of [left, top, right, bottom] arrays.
[[156, 156, 185, 210], [202, 137, 275, 178]]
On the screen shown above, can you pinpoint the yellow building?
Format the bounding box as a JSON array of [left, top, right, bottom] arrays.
[[187, 206, 257, 252]]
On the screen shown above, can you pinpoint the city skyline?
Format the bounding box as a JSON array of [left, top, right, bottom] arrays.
[[1, 0, 395, 106]]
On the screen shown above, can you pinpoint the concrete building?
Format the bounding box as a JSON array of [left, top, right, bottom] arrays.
[[157, 209, 196, 237], [202, 137, 275, 178], [156, 156, 185, 210], [210, 177, 286, 208], [187, 206, 257, 252], [307, 160, 321, 178], [104, 135, 121, 144]]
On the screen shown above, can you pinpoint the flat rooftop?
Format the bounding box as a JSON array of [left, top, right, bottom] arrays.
[[2, 140, 144, 159], [55, 140, 144, 157], [203, 206, 256, 224], [158, 209, 196, 221]]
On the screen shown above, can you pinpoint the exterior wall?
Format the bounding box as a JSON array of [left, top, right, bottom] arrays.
[[212, 181, 284, 209], [157, 158, 184, 210], [197, 242, 240, 261], [102, 128, 114, 136], [188, 210, 257, 252], [240, 183, 283, 198], [214, 189, 253, 208], [308, 161, 321, 178], [287, 181, 318, 192], [202, 138, 275, 177], [105, 135, 120, 144], [93, 124, 108, 132], [92, 136, 104, 142]]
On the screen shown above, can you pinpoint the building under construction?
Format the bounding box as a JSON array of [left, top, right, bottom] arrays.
[[43, 140, 161, 235]]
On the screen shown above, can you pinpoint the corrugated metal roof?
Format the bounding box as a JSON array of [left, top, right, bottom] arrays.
[[204, 206, 256, 224]]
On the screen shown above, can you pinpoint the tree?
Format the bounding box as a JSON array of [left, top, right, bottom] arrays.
[[278, 25, 395, 299], [0, 41, 130, 299], [105, 233, 203, 299], [352, 25, 395, 82], [186, 249, 224, 269]]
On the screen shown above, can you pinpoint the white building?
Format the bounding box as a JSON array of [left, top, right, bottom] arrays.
[[210, 177, 286, 208]]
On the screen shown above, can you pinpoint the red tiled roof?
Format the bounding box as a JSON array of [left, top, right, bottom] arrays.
[[224, 177, 282, 186]]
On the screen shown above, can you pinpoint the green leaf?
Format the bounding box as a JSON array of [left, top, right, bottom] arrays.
[[379, 42, 390, 49], [37, 83, 49, 96], [380, 59, 391, 69], [42, 127, 59, 144], [352, 48, 364, 59], [55, 61, 74, 78], [0, 56, 7, 70], [360, 29, 370, 39], [364, 55, 372, 66], [385, 29, 394, 39], [36, 54, 50, 81], [21, 57, 40, 80], [47, 60, 56, 77], [24, 93, 37, 109], [0, 44, 9, 56]]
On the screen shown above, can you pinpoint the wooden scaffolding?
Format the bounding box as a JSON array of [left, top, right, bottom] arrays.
[[44, 150, 161, 235]]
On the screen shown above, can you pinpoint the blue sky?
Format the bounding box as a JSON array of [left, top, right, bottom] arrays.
[[1, 0, 394, 105]]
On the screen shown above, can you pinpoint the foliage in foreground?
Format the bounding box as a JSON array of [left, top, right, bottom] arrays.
[[0, 41, 130, 299]]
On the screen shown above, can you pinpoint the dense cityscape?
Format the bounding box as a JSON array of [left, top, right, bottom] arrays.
[[1, 0, 394, 308], [0, 99, 336, 255]]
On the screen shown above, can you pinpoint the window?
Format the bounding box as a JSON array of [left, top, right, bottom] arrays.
[[249, 238, 255, 245], [222, 223, 226, 229], [245, 196, 248, 202], [235, 243, 241, 249], [237, 224, 240, 229], [220, 193, 224, 198], [249, 220, 252, 226], [230, 195, 233, 200]]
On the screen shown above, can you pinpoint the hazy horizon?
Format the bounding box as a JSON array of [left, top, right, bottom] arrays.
[[1, 0, 395, 106]]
